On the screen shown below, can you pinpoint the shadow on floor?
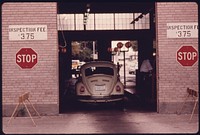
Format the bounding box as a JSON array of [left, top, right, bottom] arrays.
[[60, 90, 157, 113]]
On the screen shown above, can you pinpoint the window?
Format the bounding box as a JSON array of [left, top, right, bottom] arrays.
[[75, 14, 84, 30], [57, 13, 149, 31], [115, 13, 133, 30], [85, 67, 114, 76], [95, 13, 114, 30], [134, 13, 150, 29], [86, 14, 95, 30], [58, 14, 75, 30]]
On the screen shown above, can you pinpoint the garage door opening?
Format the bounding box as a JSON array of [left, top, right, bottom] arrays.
[[59, 40, 157, 113], [58, 2, 156, 113]]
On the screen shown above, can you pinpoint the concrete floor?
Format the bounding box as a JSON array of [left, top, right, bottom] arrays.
[[2, 109, 198, 134], [3, 91, 198, 134]]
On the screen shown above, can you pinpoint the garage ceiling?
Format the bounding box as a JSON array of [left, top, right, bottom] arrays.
[[58, 2, 155, 14]]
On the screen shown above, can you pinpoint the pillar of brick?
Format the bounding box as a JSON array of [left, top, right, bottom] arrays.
[[2, 2, 58, 116], [156, 2, 198, 113]]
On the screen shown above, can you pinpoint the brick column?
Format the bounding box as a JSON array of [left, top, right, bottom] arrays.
[[2, 2, 58, 116], [156, 2, 198, 113]]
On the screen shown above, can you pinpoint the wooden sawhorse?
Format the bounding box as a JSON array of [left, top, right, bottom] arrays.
[[7, 92, 41, 126], [177, 88, 198, 121]]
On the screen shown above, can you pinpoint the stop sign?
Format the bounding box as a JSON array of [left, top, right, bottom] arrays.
[[177, 46, 198, 66], [16, 48, 38, 68]]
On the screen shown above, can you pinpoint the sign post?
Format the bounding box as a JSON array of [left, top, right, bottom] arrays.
[[176, 46, 198, 66], [16, 48, 38, 69]]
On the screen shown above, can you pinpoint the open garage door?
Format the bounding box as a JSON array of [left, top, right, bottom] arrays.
[[57, 2, 156, 113]]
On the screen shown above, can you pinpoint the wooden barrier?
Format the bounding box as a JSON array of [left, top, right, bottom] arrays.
[[7, 92, 40, 126], [177, 88, 198, 121]]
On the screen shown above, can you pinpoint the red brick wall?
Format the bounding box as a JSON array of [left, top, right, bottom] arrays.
[[2, 2, 58, 116], [156, 2, 198, 113]]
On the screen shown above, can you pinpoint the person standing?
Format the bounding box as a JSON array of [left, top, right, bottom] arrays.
[[139, 56, 153, 104], [140, 58, 153, 76]]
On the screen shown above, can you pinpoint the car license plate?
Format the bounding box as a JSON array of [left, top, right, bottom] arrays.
[[95, 85, 106, 91]]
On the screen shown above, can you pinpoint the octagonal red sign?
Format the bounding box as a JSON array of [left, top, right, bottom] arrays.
[[16, 48, 38, 68], [177, 46, 198, 66]]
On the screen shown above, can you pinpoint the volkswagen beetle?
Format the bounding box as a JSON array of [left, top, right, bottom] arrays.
[[75, 61, 124, 103]]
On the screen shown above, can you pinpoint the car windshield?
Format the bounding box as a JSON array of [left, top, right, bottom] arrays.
[[85, 66, 114, 76]]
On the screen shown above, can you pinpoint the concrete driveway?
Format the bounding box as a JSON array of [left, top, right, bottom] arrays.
[[2, 110, 198, 134]]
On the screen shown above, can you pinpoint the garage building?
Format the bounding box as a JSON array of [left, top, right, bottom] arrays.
[[2, 2, 198, 116]]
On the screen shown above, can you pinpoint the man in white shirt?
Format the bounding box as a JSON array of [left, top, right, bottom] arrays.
[[139, 57, 153, 105], [140, 59, 153, 73]]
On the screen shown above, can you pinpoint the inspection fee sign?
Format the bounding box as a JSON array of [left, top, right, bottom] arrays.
[[167, 23, 198, 38], [9, 25, 47, 40]]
